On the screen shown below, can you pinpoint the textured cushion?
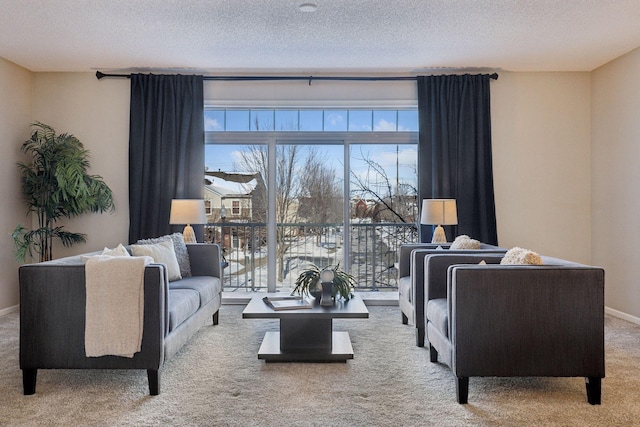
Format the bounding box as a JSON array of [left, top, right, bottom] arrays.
[[500, 247, 544, 265], [450, 235, 481, 250], [427, 298, 449, 338], [137, 233, 192, 278], [167, 289, 200, 332], [131, 240, 182, 281], [169, 276, 221, 307], [101, 243, 131, 257]]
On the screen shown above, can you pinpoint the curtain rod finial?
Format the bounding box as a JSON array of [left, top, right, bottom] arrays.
[[96, 71, 105, 80]]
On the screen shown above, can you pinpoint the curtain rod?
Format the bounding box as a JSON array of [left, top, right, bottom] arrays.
[[95, 71, 498, 83]]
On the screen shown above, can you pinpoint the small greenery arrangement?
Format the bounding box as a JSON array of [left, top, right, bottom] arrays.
[[12, 122, 115, 262], [292, 263, 356, 301]]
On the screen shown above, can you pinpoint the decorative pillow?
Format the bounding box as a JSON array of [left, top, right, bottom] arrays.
[[101, 243, 131, 257], [449, 235, 481, 250], [137, 233, 191, 277], [131, 240, 182, 281], [500, 247, 544, 265]]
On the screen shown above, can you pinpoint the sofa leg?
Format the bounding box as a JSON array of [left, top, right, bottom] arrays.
[[429, 344, 438, 363], [401, 312, 408, 325], [147, 369, 160, 395], [456, 377, 469, 404], [416, 326, 425, 347], [213, 310, 219, 325], [585, 377, 601, 405], [23, 369, 37, 395]]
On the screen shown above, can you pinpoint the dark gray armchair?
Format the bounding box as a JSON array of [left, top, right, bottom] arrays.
[[397, 243, 505, 346], [424, 253, 605, 404]]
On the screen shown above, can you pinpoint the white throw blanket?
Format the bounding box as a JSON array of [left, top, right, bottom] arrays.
[[84, 255, 152, 358]]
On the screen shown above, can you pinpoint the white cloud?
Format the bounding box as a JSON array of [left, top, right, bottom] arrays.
[[205, 117, 222, 130], [326, 113, 345, 127], [373, 118, 396, 131]]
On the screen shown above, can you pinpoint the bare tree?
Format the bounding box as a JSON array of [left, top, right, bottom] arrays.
[[350, 147, 417, 224], [298, 148, 343, 224], [236, 144, 304, 281]]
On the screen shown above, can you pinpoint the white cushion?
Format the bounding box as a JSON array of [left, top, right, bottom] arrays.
[[137, 233, 191, 278], [449, 235, 481, 250], [131, 240, 182, 281], [500, 247, 544, 265], [101, 243, 131, 257]]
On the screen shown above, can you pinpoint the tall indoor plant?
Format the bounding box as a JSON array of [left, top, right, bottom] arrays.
[[12, 122, 115, 262]]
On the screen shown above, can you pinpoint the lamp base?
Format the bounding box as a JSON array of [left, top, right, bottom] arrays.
[[182, 224, 197, 244], [431, 225, 447, 244]]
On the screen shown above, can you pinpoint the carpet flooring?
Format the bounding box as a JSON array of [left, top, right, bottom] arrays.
[[1, 304, 640, 426]]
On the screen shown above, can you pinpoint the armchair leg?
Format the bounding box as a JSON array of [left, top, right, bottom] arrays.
[[23, 369, 37, 395], [429, 344, 438, 363], [147, 369, 160, 395], [401, 312, 408, 325], [585, 377, 602, 405], [456, 377, 469, 404], [213, 310, 219, 325], [416, 326, 425, 347]]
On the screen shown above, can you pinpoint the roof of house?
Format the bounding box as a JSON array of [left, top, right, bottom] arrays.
[[205, 171, 259, 197]]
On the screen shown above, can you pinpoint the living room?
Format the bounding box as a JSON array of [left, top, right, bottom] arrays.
[[1, 1, 640, 425]]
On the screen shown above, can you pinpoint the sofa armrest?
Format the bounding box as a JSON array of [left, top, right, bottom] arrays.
[[426, 253, 504, 302], [448, 265, 605, 378], [19, 263, 168, 370], [398, 243, 449, 277], [187, 243, 221, 278]]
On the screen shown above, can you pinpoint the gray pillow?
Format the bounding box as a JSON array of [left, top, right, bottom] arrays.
[[137, 233, 192, 277]]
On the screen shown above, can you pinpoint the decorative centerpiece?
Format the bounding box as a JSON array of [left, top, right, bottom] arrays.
[[292, 264, 356, 304]]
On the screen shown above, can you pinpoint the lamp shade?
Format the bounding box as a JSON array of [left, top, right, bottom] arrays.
[[169, 199, 207, 225], [420, 199, 458, 226]]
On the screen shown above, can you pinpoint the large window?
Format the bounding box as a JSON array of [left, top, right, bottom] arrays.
[[205, 108, 418, 133], [205, 107, 418, 293]]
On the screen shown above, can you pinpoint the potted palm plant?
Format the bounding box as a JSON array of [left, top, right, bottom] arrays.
[[12, 122, 115, 262], [292, 263, 356, 302]]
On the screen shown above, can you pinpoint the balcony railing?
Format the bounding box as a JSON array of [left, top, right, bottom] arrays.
[[204, 222, 417, 292]]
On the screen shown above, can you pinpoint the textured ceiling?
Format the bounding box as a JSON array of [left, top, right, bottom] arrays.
[[1, 0, 639, 73]]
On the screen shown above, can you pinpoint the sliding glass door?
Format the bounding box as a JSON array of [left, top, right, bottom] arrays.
[[205, 107, 418, 293]]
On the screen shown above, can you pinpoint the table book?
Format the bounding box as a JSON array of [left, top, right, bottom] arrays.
[[262, 296, 314, 311]]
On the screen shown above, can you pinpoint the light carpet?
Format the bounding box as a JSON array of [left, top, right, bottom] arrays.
[[1, 305, 640, 426]]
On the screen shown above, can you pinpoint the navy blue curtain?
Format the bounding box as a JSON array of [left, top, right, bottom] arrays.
[[417, 74, 498, 245], [128, 74, 204, 243]]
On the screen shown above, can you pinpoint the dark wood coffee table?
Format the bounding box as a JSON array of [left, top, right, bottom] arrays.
[[242, 293, 369, 362]]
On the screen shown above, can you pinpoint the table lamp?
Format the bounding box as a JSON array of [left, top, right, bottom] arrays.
[[170, 199, 207, 244], [421, 199, 458, 244]]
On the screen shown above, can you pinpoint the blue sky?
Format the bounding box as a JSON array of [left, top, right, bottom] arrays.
[[204, 108, 418, 199], [204, 108, 418, 132], [205, 143, 417, 197]]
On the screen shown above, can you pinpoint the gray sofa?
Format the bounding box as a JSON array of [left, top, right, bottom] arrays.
[[19, 243, 222, 395], [423, 253, 605, 404], [397, 242, 505, 346]]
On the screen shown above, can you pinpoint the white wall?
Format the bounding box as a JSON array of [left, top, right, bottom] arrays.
[[1, 68, 596, 312], [0, 57, 32, 312], [492, 72, 592, 264], [592, 47, 640, 319], [31, 73, 131, 258]]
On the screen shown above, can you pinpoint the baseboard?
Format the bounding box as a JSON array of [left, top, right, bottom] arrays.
[[605, 306, 640, 326], [0, 305, 19, 317]]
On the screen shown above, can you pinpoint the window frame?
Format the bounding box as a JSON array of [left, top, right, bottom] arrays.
[[205, 104, 418, 292]]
